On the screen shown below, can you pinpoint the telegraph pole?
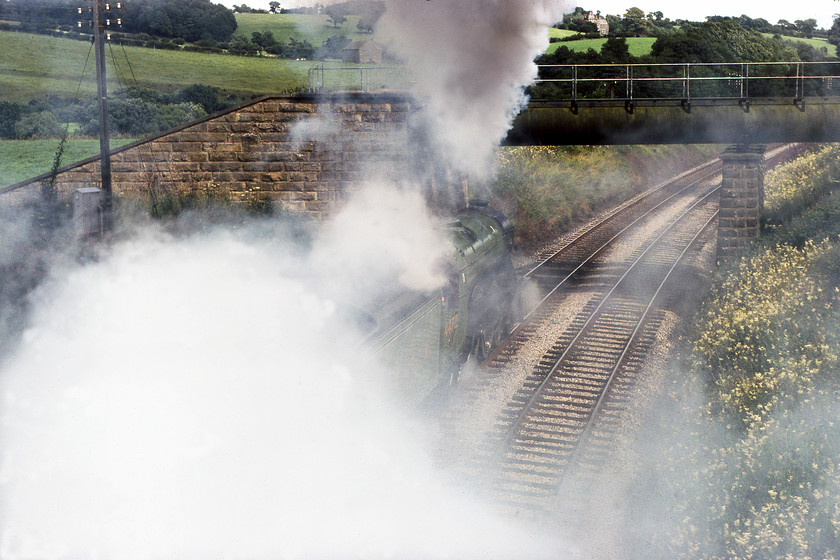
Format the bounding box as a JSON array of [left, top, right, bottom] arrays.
[[93, 0, 112, 232]]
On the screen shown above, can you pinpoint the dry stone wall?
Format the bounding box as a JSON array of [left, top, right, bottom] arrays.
[[2, 92, 415, 217]]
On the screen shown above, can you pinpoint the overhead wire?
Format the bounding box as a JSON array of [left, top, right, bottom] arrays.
[[9, 3, 185, 210], [1, 2, 132, 205], [108, 39, 130, 88], [118, 40, 138, 85], [44, 39, 95, 200], [103, 30, 177, 208]]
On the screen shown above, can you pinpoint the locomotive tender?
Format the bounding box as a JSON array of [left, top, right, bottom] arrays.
[[363, 202, 518, 406]]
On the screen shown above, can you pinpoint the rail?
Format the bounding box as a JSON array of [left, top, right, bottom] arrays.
[[309, 61, 840, 109], [558, 204, 719, 488], [495, 182, 720, 457], [307, 65, 413, 93], [501, 158, 721, 340], [532, 61, 840, 108]]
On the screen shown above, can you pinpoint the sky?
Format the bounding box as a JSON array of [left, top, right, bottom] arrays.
[[219, 0, 840, 30], [590, 0, 839, 29]]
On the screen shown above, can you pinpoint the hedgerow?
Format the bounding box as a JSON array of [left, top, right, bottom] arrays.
[[764, 144, 840, 226], [489, 144, 718, 249]]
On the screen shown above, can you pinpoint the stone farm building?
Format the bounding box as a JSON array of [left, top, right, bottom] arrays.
[[585, 11, 609, 36], [342, 40, 384, 64]]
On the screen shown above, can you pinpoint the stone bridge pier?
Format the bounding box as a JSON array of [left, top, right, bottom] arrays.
[[717, 144, 765, 260]]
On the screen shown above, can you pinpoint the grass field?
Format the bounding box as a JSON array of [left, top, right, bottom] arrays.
[[546, 36, 657, 56], [0, 138, 135, 189], [0, 30, 313, 102], [237, 15, 584, 47], [762, 33, 839, 57], [0, 19, 659, 106], [548, 28, 578, 40], [234, 13, 375, 45], [546, 33, 838, 59]]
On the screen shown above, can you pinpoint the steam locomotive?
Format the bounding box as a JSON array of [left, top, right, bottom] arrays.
[[361, 202, 519, 406]]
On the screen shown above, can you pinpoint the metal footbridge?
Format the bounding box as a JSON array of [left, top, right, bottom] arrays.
[[506, 61, 840, 145], [309, 61, 840, 145], [528, 61, 838, 109]]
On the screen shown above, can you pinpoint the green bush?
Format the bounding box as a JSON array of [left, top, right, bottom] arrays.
[[176, 84, 228, 114], [14, 110, 63, 139], [182, 45, 223, 54], [150, 102, 206, 132], [488, 145, 718, 248], [314, 35, 351, 59], [764, 144, 840, 226], [0, 100, 23, 139], [76, 91, 207, 136]]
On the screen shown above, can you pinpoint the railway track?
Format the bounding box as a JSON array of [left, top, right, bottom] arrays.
[[488, 186, 718, 512], [489, 156, 723, 366], [434, 144, 800, 518]]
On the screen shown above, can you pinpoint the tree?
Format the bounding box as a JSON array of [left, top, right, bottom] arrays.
[[795, 19, 817, 38], [76, 88, 210, 136], [251, 30, 277, 49], [573, 20, 598, 34], [228, 34, 260, 55], [0, 0, 77, 28], [606, 14, 622, 33], [650, 21, 797, 63], [324, 6, 347, 28], [315, 35, 351, 59], [743, 16, 772, 33], [269, 38, 314, 59], [122, 0, 237, 43], [621, 7, 654, 36], [624, 7, 646, 21], [561, 6, 587, 26], [787, 40, 827, 62], [0, 101, 23, 139], [232, 4, 267, 13], [600, 36, 631, 63], [777, 19, 796, 33], [828, 14, 840, 46], [150, 102, 206, 132], [268, 1, 281, 14], [356, 1, 385, 33]]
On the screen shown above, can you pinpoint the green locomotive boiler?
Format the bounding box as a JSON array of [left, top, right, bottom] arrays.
[[362, 202, 518, 407]]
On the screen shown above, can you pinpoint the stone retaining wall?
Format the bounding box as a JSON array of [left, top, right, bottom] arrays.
[[1, 92, 415, 217]]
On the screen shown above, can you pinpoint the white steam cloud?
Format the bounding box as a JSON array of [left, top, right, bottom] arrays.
[[0, 204, 569, 559], [289, 105, 341, 152], [377, 0, 569, 178], [312, 182, 449, 296], [0, 1, 576, 557]]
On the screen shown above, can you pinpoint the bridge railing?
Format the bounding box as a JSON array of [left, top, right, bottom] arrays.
[[307, 65, 414, 93], [532, 62, 840, 106]]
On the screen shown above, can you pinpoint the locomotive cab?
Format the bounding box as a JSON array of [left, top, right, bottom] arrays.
[[444, 202, 517, 380], [365, 202, 518, 406]]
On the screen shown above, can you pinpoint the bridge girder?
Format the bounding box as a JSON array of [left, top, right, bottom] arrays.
[[504, 99, 840, 145]]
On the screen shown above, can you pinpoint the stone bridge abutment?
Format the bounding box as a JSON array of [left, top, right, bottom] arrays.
[[1, 92, 428, 218]]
